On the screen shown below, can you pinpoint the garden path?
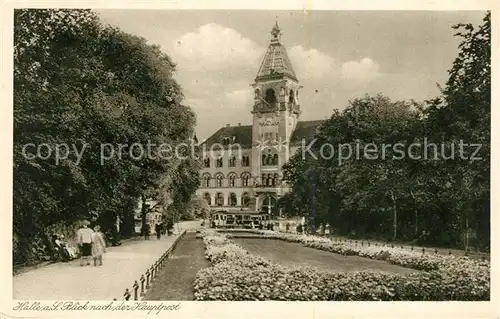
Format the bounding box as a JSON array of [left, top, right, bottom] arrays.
[[13, 220, 201, 300]]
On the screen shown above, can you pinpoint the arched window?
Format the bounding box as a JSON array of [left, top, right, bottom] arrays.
[[261, 154, 267, 166], [202, 173, 211, 188], [265, 88, 276, 104], [216, 193, 224, 206], [289, 89, 295, 103], [261, 196, 277, 214], [273, 174, 279, 186], [229, 193, 237, 206], [267, 174, 273, 186], [242, 155, 250, 166], [216, 157, 223, 168], [272, 154, 278, 165], [204, 157, 210, 168], [228, 173, 237, 187], [215, 173, 224, 187], [266, 154, 273, 166], [241, 172, 251, 187], [228, 156, 236, 167], [241, 193, 250, 207], [261, 173, 267, 186], [203, 193, 211, 206], [254, 88, 260, 99]]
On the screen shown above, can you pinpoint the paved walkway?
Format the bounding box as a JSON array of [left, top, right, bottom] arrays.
[[13, 220, 201, 300]]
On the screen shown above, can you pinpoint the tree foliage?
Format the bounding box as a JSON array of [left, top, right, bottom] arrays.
[[14, 9, 200, 264], [279, 13, 490, 249]]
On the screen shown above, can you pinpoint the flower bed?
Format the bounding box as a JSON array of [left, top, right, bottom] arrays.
[[239, 231, 490, 273], [193, 231, 489, 301]]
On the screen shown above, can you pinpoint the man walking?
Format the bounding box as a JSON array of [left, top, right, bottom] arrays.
[[155, 222, 162, 240], [76, 220, 93, 266]]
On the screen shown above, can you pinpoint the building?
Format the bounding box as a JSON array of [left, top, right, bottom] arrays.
[[196, 21, 323, 228]]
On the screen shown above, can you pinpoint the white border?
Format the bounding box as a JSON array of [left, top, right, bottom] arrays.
[[1, 1, 498, 318]]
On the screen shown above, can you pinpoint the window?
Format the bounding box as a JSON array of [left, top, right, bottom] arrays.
[[241, 173, 251, 187], [267, 174, 273, 186], [272, 154, 278, 165], [228, 173, 236, 187], [242, 155, 250, 166], [228, 156, 236, 167], [266, 154, 273, 166], [289, 89, 295, 103], [202, 174, 211, 188], [273, 174, 279, 186], [262, 154, 267, 166], [203, 157, 210, 168], [215, 174, 224, 187], [203, 193, 211, 206], [242, 193, 250, 207], [261, 196, 277, 214], [265, 88, 276, 104], [216, 157, 223, 167], [216, 193, 224, 206], [261, 173, 267, 186], [229, 193, 237, 206]]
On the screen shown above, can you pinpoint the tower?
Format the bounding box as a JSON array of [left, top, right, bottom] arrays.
[[250, 20, 302, 200]]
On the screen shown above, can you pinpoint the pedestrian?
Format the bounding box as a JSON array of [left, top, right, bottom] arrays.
[[76, 220, 93, 266], [144, 223, 150, 240], [155, 222, 162, 240], [91, 225, 106, 266]]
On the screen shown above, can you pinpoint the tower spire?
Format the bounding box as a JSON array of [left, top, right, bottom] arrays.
[[270, 16, 281, 43]]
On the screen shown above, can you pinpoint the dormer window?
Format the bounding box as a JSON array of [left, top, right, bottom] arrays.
[[222, 137, 230, 145]]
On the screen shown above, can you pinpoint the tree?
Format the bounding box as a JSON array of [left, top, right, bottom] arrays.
[[13, 9, 200, 263]]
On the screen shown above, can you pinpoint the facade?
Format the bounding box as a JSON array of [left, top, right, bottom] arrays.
[[196, 21, 323, 227]]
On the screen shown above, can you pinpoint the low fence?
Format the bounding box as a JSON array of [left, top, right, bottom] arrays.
[[114, 230, 187, 301]]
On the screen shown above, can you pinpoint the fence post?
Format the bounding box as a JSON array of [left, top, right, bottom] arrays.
[[140, 275, 145, 296], [150, 266, 155, 281], [434, 248, 438, 254], [133, 281, 139, 300], [422, 247, 425, 254], [124, 288, 131, 301], [146, 269, 151, 289]]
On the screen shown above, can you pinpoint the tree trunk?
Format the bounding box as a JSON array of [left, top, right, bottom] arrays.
[[390, 190, 397, 240], [141, 194, 148, 235], [410, 190, 418, 238], [465, 214, 469, 252]]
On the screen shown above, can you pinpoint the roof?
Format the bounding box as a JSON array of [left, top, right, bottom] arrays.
[[200, 125, 253, 149], [289, 120, 324, 145], [200, 120, 324, 149], [255, 22, 297, 82]]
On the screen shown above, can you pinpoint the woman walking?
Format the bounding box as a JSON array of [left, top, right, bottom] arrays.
[[91, 225, 106, 266]]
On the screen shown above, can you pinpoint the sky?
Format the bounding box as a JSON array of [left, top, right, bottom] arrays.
[[95, 10, 486, 141]]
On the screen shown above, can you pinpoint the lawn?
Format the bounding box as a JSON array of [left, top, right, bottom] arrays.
[[145, 232, 209, 300], [234, 237, 417, 274]]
